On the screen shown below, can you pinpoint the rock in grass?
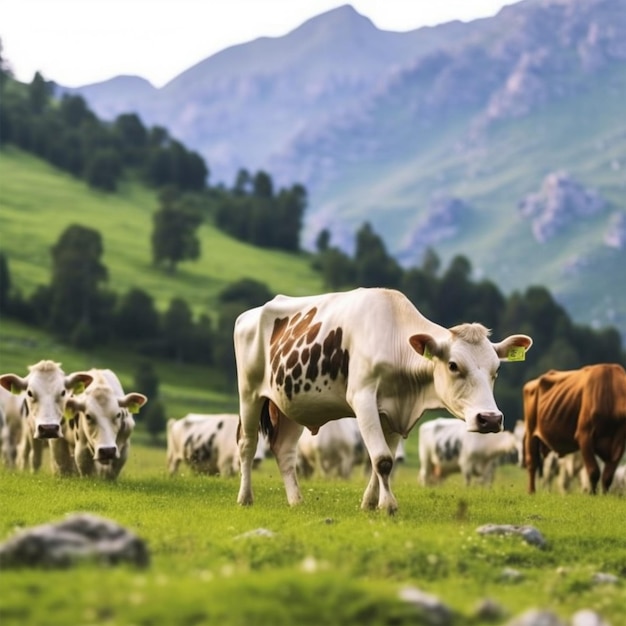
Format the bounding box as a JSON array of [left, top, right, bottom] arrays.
[[505, 608, 567, 626], [0, 513, 149, 569], [476, 524, 547, 549], [398, 586, 453, 626], [571, 609, 611, 626]]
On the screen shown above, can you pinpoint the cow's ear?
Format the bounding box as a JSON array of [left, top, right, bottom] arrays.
[[493, 334, 533, 362], [409, 334, 442, 360], [64, 397, 84, 420], [0, 374, 26, 394], [119, 393, 148, 413], [65, 372, 94, 394]]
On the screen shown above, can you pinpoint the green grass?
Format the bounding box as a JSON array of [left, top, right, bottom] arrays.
[[1, 448, 625, 626]]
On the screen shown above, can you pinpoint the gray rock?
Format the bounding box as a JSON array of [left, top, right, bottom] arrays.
[[474, 597, 507, 621], [571, 609, 611, 626], [506, 608, 567, 626], [398, 585, 454, 626], [591, 572, 619, 585], [476, 523, 547, 549], [0, 513, 149, 569]]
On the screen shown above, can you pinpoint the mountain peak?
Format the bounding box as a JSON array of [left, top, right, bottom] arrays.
[[293, 4, 377, 35]]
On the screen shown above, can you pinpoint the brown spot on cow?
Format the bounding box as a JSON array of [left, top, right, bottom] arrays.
[[286, 350, 299, 369], [306, 322, 321, 345]]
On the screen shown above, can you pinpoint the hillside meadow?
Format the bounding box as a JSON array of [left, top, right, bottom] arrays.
[[0, 147, 325, 314], [1, 445, 625, 626], [0, 145, 328, 415]]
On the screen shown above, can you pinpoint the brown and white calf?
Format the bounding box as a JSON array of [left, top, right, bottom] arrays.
[[65, 369, 146, 479], [234, 287, 532, 513], [0, 361, 93, 474]]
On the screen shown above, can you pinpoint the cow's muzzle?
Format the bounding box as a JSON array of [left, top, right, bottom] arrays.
[[95, 446, 118, 463], [36, 423, 61, 439], [476, 412, 503, 433]]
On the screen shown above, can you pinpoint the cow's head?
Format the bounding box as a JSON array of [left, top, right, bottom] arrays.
[[409, 324, 532, 433], [65, 385, 146, 462], [0, 361, 93, 439]]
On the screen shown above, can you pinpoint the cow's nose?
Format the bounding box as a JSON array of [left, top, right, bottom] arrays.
[[37, 423, 60, 439], [96, 446, 118, 462], [476, 412, 503, 433]]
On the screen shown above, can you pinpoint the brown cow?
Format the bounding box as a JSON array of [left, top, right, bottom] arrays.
[[523, 364, 626, 494]]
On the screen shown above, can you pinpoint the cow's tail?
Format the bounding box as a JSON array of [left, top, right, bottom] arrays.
[[260, 399, 274, 440]]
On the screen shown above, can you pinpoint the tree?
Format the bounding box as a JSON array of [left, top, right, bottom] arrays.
[[133, 361, 160, 402], [84, 148, 122, 191], [151, 188, 202, 272], [0, 251, 11, 315], [115, 288, 160, 344], [353, 222, 402, 289], [162, 297, 195, 362], [143, 399, 167, 442], [48, 224, 110, 344]]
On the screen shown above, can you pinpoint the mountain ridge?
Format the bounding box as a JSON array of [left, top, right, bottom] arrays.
[[56, 0, 626, 340]]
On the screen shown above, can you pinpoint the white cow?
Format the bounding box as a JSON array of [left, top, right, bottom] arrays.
[[234, 287, 532, 513], [297, 418, 362, 479], [167, 413, 242, 477], [609, 465, 626, 495], [0, 361, 93, 475], [0, 385, 24, 468], [65, 369, 146, 479], [418, 417, 519, 486]]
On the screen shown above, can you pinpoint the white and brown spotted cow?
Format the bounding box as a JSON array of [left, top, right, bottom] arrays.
[[0, 361, 93, 475], [64, 369, 146, 480], [234, 287, 532, 514], [167, 413, 268, 477], [418, 416, 519, 486]]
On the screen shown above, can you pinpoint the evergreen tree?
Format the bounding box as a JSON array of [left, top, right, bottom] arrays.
[[151, 188, 202, 271], [48, 224, 110, 344]]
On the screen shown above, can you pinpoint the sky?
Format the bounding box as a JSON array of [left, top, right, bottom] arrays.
[[1, 0, 519, 88]]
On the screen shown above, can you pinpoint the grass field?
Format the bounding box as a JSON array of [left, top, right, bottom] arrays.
[[1, 444, 625, 626]]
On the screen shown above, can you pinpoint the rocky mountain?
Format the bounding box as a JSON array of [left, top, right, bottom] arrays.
[[58, 0, 626, 340]]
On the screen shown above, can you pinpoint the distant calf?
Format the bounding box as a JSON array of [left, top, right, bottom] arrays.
[[65, 369, 146, 479], [167, 414, 242, 477], [418, 417, 518, 486]]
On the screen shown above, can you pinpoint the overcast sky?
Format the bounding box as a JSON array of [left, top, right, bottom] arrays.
[[2, 0, 520, 88]]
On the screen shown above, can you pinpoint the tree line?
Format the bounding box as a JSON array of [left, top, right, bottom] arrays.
[[0, 49, 305, 257]]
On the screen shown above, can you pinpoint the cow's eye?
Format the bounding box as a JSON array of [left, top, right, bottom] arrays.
[[115, 412, 122, 420], [60, 390, 66, 397], [27, 390, 34, 399], [448, 361, 459, 373]]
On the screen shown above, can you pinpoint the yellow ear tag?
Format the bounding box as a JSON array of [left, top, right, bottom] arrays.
[[127, 402, 140, 414], [423, 345, 433, 360], [507, 346, 526, 362], [64, 407, 74, 421], [73, 381, 86, 394], [10, 383, 22, 395]]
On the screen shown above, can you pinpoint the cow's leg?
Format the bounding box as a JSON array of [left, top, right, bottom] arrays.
[[600, 427, 626, 493], [578, 442, 601, 494], [270, 412, 304, 505], [49, 439, 75, 476], [237, 400, 264, 506], [526, 435, 542, 494], [31, 438, 44, 472], [352, 392, 397, 514]]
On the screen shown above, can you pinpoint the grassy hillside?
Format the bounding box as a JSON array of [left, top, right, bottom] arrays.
[[0, 147, 325, 313], [0, 147, 325, 415]]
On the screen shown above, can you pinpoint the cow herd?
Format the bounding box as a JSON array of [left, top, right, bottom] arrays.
[[2, 287, 626, 512]]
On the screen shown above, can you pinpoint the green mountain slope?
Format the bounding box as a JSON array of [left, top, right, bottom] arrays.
[[0, 147, 324, 313]]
